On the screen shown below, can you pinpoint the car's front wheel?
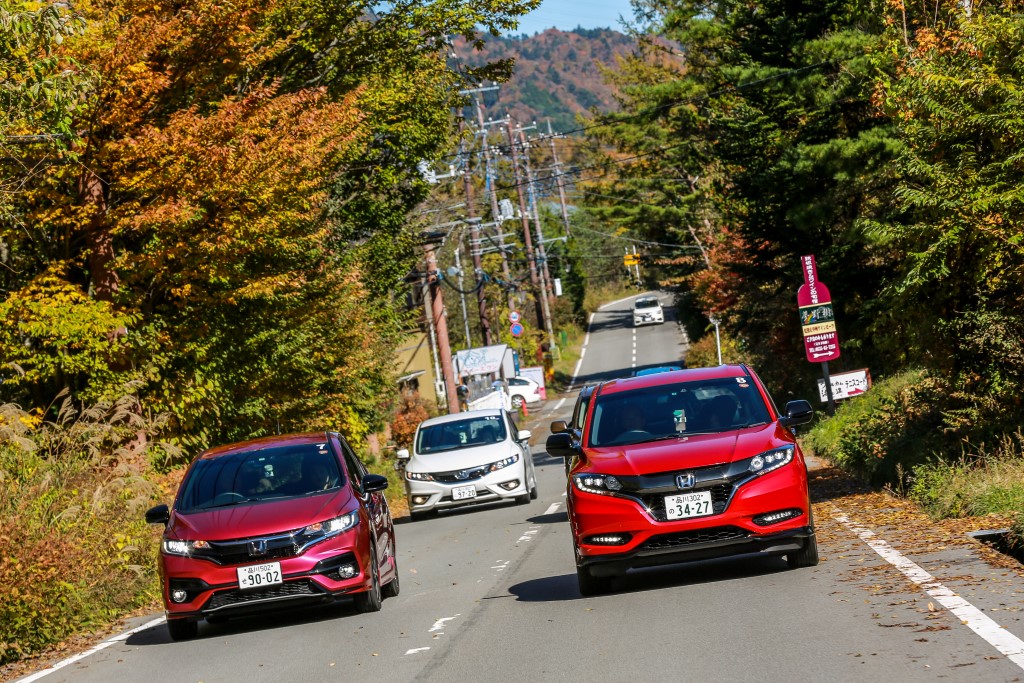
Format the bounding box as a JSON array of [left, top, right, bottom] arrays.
[[511, 394, 524, 408], [353, 550, 383, 613], [166, 618, 198, 641], [576, 564, 613, 596], [787, 534, 819, 568]]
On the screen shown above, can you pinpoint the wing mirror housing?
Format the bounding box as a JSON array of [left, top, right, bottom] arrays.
[[363, 474, 389, 493], [395, 448, 410, 470], [517, 429, 532, 442], [550, 420, 569, 434], [779, 400, 814, 429], [145, 503, 170, 525], [545, 432, 577, 460]]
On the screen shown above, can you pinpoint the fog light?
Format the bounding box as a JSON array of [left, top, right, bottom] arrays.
[[499, 480, 520, 491], [753, 509, 802, 526], [171, 589, 188, 603], [337, 563, 357, 579], [412, 496, 429, 505], [585, 534, 631, 545]]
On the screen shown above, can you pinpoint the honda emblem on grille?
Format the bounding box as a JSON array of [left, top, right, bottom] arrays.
[[676, 473, 696, 490], [248, 539, 268, 557], [455, 470, 470, 480]]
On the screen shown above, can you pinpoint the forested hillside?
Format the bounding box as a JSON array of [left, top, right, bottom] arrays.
[[456, 28, 635, 131]]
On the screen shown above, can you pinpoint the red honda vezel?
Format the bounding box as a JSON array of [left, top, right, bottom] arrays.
[[145, 432, 399, 640], [546, 364, 817, 596]]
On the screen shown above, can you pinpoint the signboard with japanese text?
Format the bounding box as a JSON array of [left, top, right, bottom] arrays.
[[797, 255, 841, 363], [817, 368, 871, 402]]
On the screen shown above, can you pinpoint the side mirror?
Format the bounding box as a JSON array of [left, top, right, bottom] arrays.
[[779, 400, 814, 428], [550, 420, 569, 434], [545, 432, 577, 459], [517, 429, 532, 442], [363, 474, 389, 493], [394, 448, 410, 471], [145, 504, 170, 525]]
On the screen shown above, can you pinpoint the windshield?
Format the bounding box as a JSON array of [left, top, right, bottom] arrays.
[[177, 442, 344, 512], [588, 376, 771, 447], [634, 299, 660, 309], [416, 415, 507, 454]]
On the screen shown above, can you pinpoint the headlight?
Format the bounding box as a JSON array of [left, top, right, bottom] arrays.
[[406, 471, 434, 481], [487, 453, 520, 472], [746, 446, 794, 476], [162, 539, 209, 556], [303, 512, 358, 536], [572, 473, 624, 495]]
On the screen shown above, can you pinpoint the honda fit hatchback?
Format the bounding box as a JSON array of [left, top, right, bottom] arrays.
[[546, 364, 817, 595], [145, 432, 398, 640]]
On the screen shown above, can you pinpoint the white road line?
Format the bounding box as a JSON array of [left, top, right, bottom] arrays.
[[835, 511, 1024, 670], [17, 617, 166, 683], [544, 502, 562, 514], [428, 615, 460, 633], [554, 398, 566, 411], [405, 647, 431, 655], [517, 526, 541, 543], [491, 560, 511, 571]]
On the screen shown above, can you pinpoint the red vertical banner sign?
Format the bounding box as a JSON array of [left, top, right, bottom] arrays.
[[797, 255, 840, 363]]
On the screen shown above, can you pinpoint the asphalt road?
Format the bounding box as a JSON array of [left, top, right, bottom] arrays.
[[17, 293, 1024, 683]]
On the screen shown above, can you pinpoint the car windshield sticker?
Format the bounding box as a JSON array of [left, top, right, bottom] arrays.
[[673, 409, 687, 431]]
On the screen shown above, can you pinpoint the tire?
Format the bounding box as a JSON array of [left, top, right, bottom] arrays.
[[787, 507, 819, 569], [353, 550, 383, 613], [409, 509, 437, 522], [529, 481, 538, 500], [576, 564, 613, 596], [511, 394, 524, 408], [167, 618, 198, 641], [515, 492, 531, 505], [382, 554, 400, 599]]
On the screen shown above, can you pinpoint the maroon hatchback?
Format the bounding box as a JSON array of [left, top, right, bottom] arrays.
[[145, 432, 399, 640]]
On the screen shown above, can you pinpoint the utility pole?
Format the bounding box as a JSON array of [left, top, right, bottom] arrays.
[[546, 120, 572, 238], [425, 240, 460, 413], [518, 128, 557, 354], [506, 119, 546, 336], [459, 119, 493, 346], [454, 234, 472, 348]]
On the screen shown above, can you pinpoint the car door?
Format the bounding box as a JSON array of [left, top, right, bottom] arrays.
[[334, 434, 391, 568], [506, 410, 534, 485]]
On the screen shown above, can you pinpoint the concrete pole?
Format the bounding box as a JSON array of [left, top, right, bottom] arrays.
[[425, 243, 460, 413]]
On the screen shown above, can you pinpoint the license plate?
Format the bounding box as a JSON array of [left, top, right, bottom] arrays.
[[452, 485, 477, 500], [664, 491, 713, 520], [237, 562, 282, 590]]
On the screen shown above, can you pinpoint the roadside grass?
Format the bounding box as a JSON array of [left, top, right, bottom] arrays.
[[0, 400, 162, 666]]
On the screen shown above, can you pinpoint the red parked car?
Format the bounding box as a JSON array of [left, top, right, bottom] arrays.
[[145, 432, 398, 640], [546, 364, 817, 595]]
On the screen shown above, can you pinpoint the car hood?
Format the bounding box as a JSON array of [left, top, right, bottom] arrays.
[[583, 424, 792, 475], [409, 442, 514, 472], [169, 489, 352, 540]]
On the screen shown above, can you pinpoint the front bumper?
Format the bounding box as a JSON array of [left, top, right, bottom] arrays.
[[633, 314, 664, 326], [159, 529, 372, 620], [570, 464, 811, 575], [406, 462, 528, 512]]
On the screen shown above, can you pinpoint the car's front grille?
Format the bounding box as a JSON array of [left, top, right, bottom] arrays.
[[433, 466, 489, 483], [641, 526, 749, 551], [640, 483, 734, 521], [205, 579, 322, 611], [192, 533, 300, 565]]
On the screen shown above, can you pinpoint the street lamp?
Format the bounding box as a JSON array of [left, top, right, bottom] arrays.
[[709, 315, 722, 365]]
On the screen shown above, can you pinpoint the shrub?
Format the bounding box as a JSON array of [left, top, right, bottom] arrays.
[[685, 330, 752, 369], [0, 399, 163, 665]]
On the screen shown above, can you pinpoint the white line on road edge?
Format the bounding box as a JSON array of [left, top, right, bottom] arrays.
[[554, 398, 566, 411], [17, 617, 166, 683], [834, 511, 1024, 671], [405, 647, 431, 655]]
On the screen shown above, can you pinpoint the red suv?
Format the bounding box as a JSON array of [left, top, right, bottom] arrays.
[[145, 432, 398, 640], [546, 364, 817, 595]]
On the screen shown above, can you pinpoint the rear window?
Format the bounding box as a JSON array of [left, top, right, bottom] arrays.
[[416, 416, 507, 453], [177, 442, 343, 512], [588, 376, 771, 447]]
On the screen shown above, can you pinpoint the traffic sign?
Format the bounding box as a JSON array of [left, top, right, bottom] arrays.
[[510, 322, 524, 337], [797, 255, 840, 363], [509, 311, 521, 323], [816, 368, 871, 402]]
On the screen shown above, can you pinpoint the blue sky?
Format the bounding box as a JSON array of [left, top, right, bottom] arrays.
[[507, 0, 637, 36]]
